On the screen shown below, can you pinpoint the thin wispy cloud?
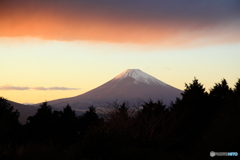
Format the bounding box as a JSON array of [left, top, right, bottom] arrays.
[[0, 85, 80, 91], [30, 87, 48, 91], [32, 87, 79, 91], [0, 85, 30, 90]]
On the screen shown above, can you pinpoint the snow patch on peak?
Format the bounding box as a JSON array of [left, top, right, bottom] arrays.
[[114, 69, 168, 86]]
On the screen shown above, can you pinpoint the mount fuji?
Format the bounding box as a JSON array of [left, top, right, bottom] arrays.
[[46, 69, 182, 110]]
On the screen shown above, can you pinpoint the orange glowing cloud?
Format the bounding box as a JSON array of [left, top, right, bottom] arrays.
[[0, 0, 240, 47]]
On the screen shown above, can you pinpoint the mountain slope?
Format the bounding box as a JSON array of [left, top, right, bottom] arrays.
[[47, 69, 182, 110]]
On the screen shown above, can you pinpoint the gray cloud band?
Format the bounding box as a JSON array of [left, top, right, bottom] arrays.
[[0, 86, 79, 90], [31, 87, 79, 90]]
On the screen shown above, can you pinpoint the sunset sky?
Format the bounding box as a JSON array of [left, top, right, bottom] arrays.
[[1, 0, 240, 104]]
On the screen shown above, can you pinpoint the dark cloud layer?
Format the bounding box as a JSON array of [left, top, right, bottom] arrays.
[[1, 0, 239, 23]]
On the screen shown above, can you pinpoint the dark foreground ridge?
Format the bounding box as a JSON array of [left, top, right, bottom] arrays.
[[0, 78, 240, 160]]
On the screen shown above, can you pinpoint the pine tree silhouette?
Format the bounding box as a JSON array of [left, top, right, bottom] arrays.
[[0, 97, 20, 143]]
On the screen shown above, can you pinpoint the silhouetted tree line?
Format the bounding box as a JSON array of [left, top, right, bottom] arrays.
[[0, 78, 240, 160]]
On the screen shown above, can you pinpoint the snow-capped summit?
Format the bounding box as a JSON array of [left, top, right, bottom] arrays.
[[114, 69, 167, 86]]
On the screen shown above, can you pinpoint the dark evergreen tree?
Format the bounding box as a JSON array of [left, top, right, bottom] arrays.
[[80, 106, 99, 124], [26, 102, 55, 141], [27, 102, 53, 125], [210, 79, 233, 112], [233, 78, 240, 107], [62, 103, 76, 119], [103, 102, 136, 147], [141, 99, 166, 116], [199, 79, 240, 154], [116, 102, 129, 119], [0, 97, 20, 143], [171, 78, 209, 149], [78, 106, 101, 136], [135, 99, 176, 147], [59, 104, 79, 143]]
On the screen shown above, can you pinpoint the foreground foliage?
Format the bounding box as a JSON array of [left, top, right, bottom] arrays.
[[0, 78, 240, 160]]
